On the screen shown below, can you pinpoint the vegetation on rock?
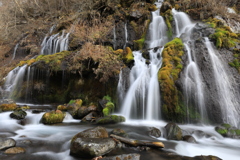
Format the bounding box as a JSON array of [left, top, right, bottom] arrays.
[[40, 110, 66, 124], [158, 38, 185, 121], [96, 115, 126, 124], [0, 103, 17, 112]]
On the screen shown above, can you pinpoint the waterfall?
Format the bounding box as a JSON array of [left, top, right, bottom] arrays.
[[123, 23, 128, 49], [183, 43, 206, 123], [113, 25, 116, 50], [40, 31, 70, 55], [172, 9, 207, 123], [12, 43, 19, 60], [4, 65, 27, 98], [120, 0, 165, 120], [204, 38, 240, 127]]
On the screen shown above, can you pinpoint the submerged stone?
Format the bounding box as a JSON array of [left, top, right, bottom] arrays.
[[0, 138, 16, 150], [110, 128, 128, 137], [4, 147, 26, 154], [148, 127, 161, 138]]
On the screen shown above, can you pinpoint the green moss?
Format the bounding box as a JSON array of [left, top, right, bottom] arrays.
[[235, 129, 240, 136], [96, 115, 125, 124], [103, 102, 115, 117], [205, 18, 239, 49], [221, 123, 232, 129], [215, 127, 228, 136], [158, 38, 185, 121], [68, 99, 83, 106], [18, 51, 71, 71], [0, 103, 17, 112], [103, 95, 112, 102]]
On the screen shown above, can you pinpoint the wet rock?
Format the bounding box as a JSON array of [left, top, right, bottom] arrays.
[[148, 127, 161, 138], [96, 115, 126, 124], [4, 147, 26, 154], [0, 138, 16, 150], [40, 110, 66, 124], [67, 99, 83, 118], [130, 10, 143, 19], [19, 139, 32, 145], [101, 153, 140, 160], [70, 137, 116, 158], [182, 135, 197, 143], [72, 126, 109, 139], [164, 123, 182, 140], [110, 128, 128, 137], [81, 111, 99, 123], [77, 105, 98, 119], [10, 108, 27, 120]]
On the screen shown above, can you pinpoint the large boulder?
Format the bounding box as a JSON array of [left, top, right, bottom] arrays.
[[101, 153, 140, 160], [96, 115, 125, 124], [40, 110, 66, 124], [72, 126, 109, 139], [164, 123, 182, 140], [70, 126, 115, 158], [10, 108, 27, 120], [70, 137, 116, 158], [4, 147, 26, 154], [0, 138, 16, 150]]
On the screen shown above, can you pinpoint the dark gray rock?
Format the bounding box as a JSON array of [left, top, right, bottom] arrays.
[[101, 153, 140, 160], [96, 115, 126, 124], [148, 127, 161, 138], [164, 123, 182, 140], [70, 137, 116, 158], [72, 126, 109, 139], [0, 138, 16, 150]]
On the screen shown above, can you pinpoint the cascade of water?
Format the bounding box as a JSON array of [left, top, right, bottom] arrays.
[[0, 86, 3, 99], [12, 43, 19, 60], [172, 9, 195, 37], [5, 65, 28, 98], [113, 25, 116, 50], [120, 0, 165, 120], [123, 23, 128, 49], [40, 31, 70, 55], [172, 9, 207, 123], [204, 37, 240, 127], [183, 43, 207, 123]]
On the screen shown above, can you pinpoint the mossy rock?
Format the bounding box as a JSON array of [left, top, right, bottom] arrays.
[[103, 102, 115, 117], [164, 122, 182, 140], [96, 115, 126, 124], [122, 47, 134, 63], [158, 38, 185, 121], [67, 99, 83, 118], [215, 126, 228, 137], [10, 108, 27, 120], [40, 110, 66, 124], [110, 128, 128, 137], [0, 103, 17, 112]]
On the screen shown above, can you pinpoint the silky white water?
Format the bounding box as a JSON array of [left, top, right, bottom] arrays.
[[204, 37, 240, 127], [120, 0, 166, 120], [183, 43, 206, 123], [41, 30, 70, 55]]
